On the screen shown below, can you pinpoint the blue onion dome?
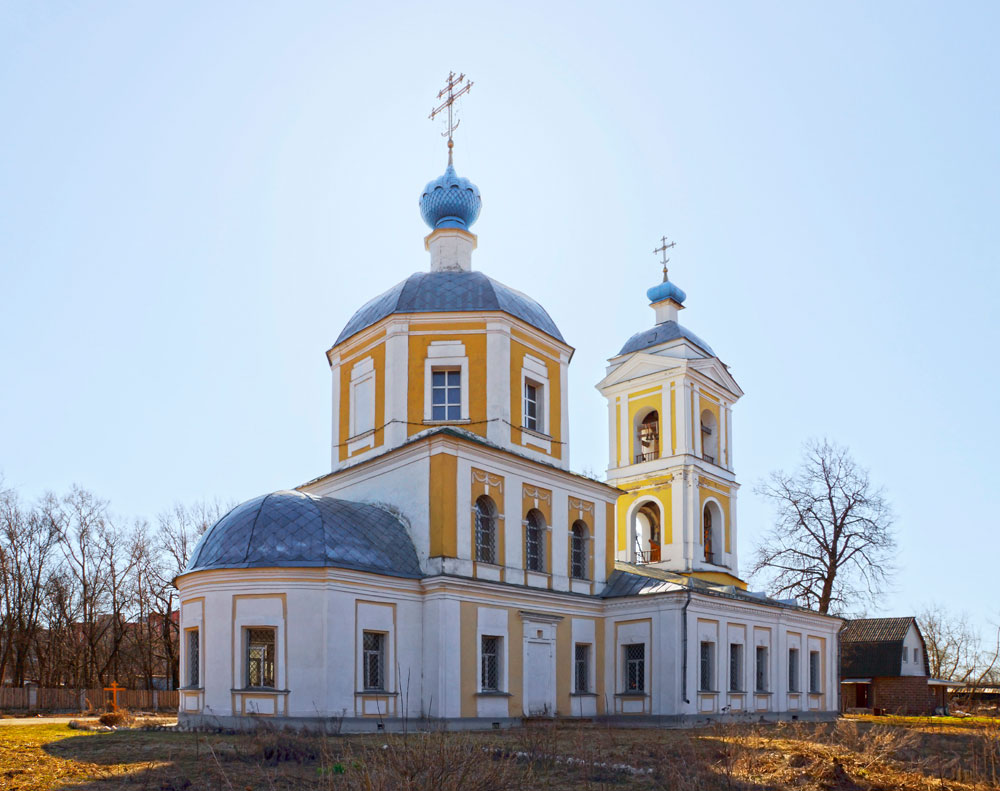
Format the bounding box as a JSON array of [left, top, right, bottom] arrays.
[[647, 278, 687, 305], [419, 164, 482, 230]]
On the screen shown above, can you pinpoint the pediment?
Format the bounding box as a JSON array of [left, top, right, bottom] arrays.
[[689, 357, 743, 397], [597, 352, 685, 390]]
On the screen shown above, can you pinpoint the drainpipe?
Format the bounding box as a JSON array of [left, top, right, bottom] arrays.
[[681, 587, 692, 706]]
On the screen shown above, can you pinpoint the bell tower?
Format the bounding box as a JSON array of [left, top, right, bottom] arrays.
[[596, 240, 746, 587]]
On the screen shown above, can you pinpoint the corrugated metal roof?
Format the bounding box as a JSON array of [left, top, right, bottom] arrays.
[[186, 490, 422, 579], [841, 617, 915, 643], [334, 271, 564, 346], [840, 617, 928, 678]]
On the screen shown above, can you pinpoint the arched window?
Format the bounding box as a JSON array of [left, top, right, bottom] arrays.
[[635, 410, 660, 463], [475, 495, 498, 564], [703, 501, 722, 565], [525, 509, 546, 572], [633, 502, 661, 564], [571, 521, 588, 579], [700, 410, 718, 465]]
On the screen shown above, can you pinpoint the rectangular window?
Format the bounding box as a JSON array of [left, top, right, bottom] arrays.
[[788, 647, 800, 692], [755, 645, 769, 692], [914, 647, 919, 664], [624, 643, 645, 693], [902, 648, 908, 663], [362, 631, 385, 691], [431, 369, 462, 420], [246, 628, 276, 688], [186, 629, 200, 687], [574, 643, 590, 693], [481, 635, 501, 692], [809, 650, 821, 694], [524, 381, 541, 432], [699, 641, 715, 691], [729, 643, 743, 692]]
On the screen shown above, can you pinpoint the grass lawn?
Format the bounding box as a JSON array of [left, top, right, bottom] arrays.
[[1, 716, 998, 790]]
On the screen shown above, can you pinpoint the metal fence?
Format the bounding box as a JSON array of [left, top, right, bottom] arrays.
[[0, 687, 179, 712]]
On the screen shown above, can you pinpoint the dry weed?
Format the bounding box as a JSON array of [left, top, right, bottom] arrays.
[[97, 708, 134, 727]]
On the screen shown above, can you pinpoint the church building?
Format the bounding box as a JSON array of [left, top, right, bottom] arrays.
[[174, 87, 842, 729]]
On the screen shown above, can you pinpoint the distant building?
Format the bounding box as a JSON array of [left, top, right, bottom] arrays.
[[840, 617, 949, 715]]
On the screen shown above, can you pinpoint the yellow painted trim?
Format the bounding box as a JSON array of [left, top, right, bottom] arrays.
[[429, 452, 458, 557]]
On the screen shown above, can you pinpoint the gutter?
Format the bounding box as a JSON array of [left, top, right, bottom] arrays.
[[681, 587, 692, 705]]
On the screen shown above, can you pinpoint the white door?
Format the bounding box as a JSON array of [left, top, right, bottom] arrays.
[[524, 640, 554, 716]]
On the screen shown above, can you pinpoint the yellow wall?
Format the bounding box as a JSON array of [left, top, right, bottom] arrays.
[[626, 388, 664, 465], [470, 468, 506, 573], [407, 330, 489, 438], [697, 395, 723, 465], [522, 483, 553, 577], [429, 452, 457, 557], [566, 497, 595, 580], [337, 334, 387, 462], [509, 336, 563, 461], [615, 478, 673, 553], [697, 481, 731, 553]]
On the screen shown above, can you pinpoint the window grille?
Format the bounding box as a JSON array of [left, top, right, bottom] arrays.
[[525, 510, 545, 572], [699, 641, 715, 691], [524, 382, 540, 432], [481, 636, 501, 692], [187, 630, 200, 687], [809, 651, 821, 694], [363, 631, 385, 690], [431, 369, 462, 420], [788, 648, 800, 692], [623, 643, 645, 693], [755, 646, 769, 692], [729, 643, 743, 691], [571, 522, 587, 579], [246, 628, 276, 688], [574, 644, 590, 693], [475, 496, 497, 564]]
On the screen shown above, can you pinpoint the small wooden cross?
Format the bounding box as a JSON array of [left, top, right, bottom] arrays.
[[104, 681, 123, 711], [429, 71, 473, 165], [653, 235, 677, 277]]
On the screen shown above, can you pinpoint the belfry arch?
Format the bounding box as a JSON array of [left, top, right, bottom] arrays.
[[628, 498, 664, 564], [702, 499, 724, 565]]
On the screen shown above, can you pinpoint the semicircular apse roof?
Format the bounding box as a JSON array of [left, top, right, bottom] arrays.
[[618, 320, 715, 357], [185, 490, 422, 579], [335, 270, 564, 346]]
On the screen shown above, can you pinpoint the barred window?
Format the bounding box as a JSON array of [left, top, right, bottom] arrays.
[[186, 629, 200, 687], [525, 509, 545, 572], [574, 644, 590, 693], [571, 521, 588, 579], [481, 635, 501, 692], [755, 645, 769, 693], [623, 643, 645, 693], [809, 651, 821, 694], [729, 643, 743, 692], [699, 641, 715, 692], [475, 495, 498, 564], [431, 369, 461, 420], [363, 631, 385, 691], [246, 628, 275, 688], [788, 648, 800, 692]]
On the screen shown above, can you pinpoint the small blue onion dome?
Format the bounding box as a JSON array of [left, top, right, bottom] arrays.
[[647, 278, 687, 305], [419, 164, 482, 230]]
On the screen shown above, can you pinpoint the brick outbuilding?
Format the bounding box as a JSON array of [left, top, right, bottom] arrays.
[[840, 617, 949, 715]]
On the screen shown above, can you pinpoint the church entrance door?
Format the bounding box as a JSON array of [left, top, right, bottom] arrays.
[[524, 639, 554, 716]]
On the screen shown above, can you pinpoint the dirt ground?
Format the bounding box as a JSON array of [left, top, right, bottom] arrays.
[[0, 715, 997, 790]]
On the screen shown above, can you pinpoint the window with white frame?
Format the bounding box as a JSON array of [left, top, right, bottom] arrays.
[[481, 635, 501, 692], [570, 521, 588, 579], [623, 643, 645, 693], [809, 651, 821, 694], [755, 645, 769, 692], [349, 357, 376, 438], [362, 631, 385, 691], [525, 509, 546, 572], [431, 369, 462, 420], [788, 647, 800, 692], [574, 643, 591, 693], [246, 628, 276, 688], [423, 340, 468, 422], [524, 380, 542, 432], [520, 354, 551, 447], [474, 495, 499, 564], [186, 629, 200, 687], [699, 641, 715, 692], [729, 643, 744, 691]]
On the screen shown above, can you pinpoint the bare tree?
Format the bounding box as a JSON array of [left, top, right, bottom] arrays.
[[751, 439, 896, 614], [919, 605, 1000, 685]]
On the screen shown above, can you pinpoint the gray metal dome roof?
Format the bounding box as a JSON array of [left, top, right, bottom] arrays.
[[618, 320, 714, 357], [185, 491, 422, 579], [335, 271, 564, 346]]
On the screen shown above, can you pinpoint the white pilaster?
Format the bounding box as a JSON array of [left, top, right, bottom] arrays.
[[725, 406, 734, 470], [661, 384, 672, 457], [485, 322, 511, 448], [719, 401, 728, 471], [607, 398, 618, 470], [559, 353, 570, 467], [692, 387, 702, 458], [679, 381, 693, 455], [618, 397, 630, 468], [384, 320, 409, 449], [330, 357, 341, 470]]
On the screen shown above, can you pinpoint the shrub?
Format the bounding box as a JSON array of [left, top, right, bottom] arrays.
[[98, 708, 133, 727]]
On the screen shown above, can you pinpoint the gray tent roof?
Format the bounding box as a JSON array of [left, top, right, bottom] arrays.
[[335, 270, 564, 345], [186, 491, 422, 579], [618, 320, 714, 356]]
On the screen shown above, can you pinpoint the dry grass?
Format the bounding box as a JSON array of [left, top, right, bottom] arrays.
[[1, 716, 998, 790]]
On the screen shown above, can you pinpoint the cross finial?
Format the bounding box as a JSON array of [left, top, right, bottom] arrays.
[[429, 71, 473, 166], [653, 235, 677, 280]]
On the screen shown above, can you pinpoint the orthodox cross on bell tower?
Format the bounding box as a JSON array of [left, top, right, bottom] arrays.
[[429, 71, 473, 166], [653, 235, 677, 280]]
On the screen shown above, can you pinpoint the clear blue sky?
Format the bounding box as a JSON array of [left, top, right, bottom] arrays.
[[2, 3, 997, 631]]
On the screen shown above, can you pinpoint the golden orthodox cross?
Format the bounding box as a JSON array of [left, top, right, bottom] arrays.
[[653, 235, 677, 279], [429, 71, 473, 165]]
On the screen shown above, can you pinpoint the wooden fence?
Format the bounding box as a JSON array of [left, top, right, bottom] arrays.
[[0, 687, 179, 712]]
